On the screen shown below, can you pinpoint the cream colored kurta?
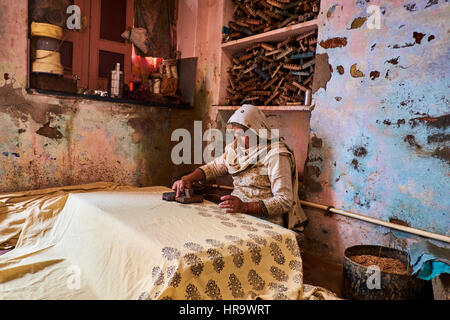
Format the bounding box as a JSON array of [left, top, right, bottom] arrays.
[[199, 152, 294, 227]]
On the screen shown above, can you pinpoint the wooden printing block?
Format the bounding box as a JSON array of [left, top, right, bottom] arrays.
[[264, 9, 282, 20], [291, 51, 314, 59], [261, 43, 276, 51], [279, 16, 296, 28], [252, 90, 271, 96], [256, 10, 270, 22], [264, 91, 279, 105], [266, 0, 283, 9], [284, 1, 301, 10], [297, 30, 317, 41], [266, 49, 282, 56], [246, 18, 260, 25], [254, 68, 270, 81], [162, 191, 177, 201], [263, 76, 279, 90], [245, 4, 257, 17], [236, 20, 250, 27], [276, 47, 293, 60], [243, 64, 257, 74], [175, 195, 204, 204], [301, 58, 315, 70], [304, 74, 313, 85], [277, 37, 292, 49], [243, 84, 257, 92], [236, 3, 250, 16], [283, 63, 301, 71], [240, 52, 255, 61], [260, 0, 271, 9], [293, 81, 308, 92]]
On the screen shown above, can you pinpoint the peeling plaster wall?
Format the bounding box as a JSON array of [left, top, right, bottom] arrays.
[[0, 0, 201, 192], [305, 0, 450, 262]]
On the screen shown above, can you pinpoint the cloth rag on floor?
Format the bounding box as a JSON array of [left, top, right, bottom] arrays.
[[408, 241, 450, 280], [0, 183, 339, 300]]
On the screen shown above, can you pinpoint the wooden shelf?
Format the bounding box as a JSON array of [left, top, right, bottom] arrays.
[[221, 19, 319, 55], [215, 105, 314, 111]]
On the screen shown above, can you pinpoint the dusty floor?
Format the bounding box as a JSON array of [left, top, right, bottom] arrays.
[[302, 250, 343, 298]]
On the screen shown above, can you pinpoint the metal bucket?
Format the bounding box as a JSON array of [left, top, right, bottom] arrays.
[[343, 245, 431, 300]]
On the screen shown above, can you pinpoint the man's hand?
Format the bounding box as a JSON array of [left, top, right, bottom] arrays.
[[172, 176, 193, 198], [218, 195, 247, 213]]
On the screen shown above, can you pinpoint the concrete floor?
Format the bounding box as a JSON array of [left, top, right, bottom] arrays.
[[302, 250, 343, 298]]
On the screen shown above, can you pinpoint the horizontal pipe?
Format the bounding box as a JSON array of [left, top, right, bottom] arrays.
[[207, 184, 450, 243], [299, 200, 450, 244]]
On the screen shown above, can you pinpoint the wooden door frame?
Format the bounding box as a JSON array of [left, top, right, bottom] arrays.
[[63, 0, 90, 89], [88, 0, 134, 90]]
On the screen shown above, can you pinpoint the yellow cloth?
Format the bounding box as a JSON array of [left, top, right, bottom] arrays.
[[0, 183, 338, 300]]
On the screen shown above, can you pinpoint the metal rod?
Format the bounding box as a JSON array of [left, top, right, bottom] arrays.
[[207, 183, 450, 243], [299, 200, 450, 244]]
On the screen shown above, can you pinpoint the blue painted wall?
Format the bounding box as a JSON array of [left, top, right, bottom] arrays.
[[303, 0, 449, 261]]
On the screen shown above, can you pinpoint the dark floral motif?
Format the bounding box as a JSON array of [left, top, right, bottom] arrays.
[[184, 242, 204, 252], [205, 280, 223, 300], [293, 273, 302, 284], [184, 253, 204, 277], [207, 248, 225, 274], [270, 266, 289, 282], [264, 230, 283, 242], [228, 274, 245, 298], [255, 222, 273, 229], [268, 282, 288, 292], [248, 291, 258, 299], [228, 245, 245, 268], [185, 283, 203, 300], [152, 266, 165, 286], [240, 225, 258, 232], [205, 239, 225, 248], [167, 266, 177, 278], [248, 270, 265, 291], [221, 221, 237, 228], [197, 212, 212, 217], [273, 293, 290, 300], [160, 296, 172, 300], [161, 247, 181, 260], [289, 260, 302, 272], [285, 237, 301, 257], [247, 233, 267, 246], [224, 235, 244, 245], [138, 292, 150, 300], [215, 215, 230, 221], [269, 242, 285, 265], [246, 241, 262, 265], [169, 272, 182, 287], [236, 219, 253, 225]]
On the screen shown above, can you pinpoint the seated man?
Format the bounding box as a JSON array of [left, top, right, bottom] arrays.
[[172, 104, 307, 231]]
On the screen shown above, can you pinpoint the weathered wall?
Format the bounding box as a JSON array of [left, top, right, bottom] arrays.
[[304, 0, 449, 262], [0, 0, 201, 192]]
